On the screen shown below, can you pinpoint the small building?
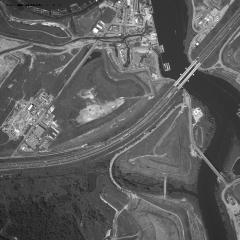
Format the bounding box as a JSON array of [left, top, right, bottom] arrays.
[[98, 20, 106, 27], [163, 62, 171, 72], [51, 126, 60, 135], [27, 104, 34, 111], [96, 23, 103, 30], [25, 134, 39, 150], [49, 105, 55, 113], [34, 125, 45, 138], [92, 27, 99, 34]]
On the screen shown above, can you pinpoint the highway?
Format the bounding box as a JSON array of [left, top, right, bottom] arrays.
[[0, 4, 240, 171], [0, 85, 179, 170], [174, 5, 240, 89]]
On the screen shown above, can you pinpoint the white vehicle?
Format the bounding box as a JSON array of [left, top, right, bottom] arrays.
[[159, 44, 165, 53]]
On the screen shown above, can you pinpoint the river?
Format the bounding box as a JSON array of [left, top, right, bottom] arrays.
[[151, 0, 240, 239]]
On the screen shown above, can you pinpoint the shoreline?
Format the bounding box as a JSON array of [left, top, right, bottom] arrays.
[[183, 0, 196, 64], [183, 0, 240, 93]]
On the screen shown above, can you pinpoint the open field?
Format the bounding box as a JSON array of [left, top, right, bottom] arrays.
[[52, 51, 147, 147], [113, 91, 200, 191], [102, 186, 205, 240], [0, 38, 24, 51], [72, 7, 101, 36], [0, 54, 19, 86], [51, 80, 171, 154]]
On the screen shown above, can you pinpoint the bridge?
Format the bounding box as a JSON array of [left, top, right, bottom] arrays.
[[173, 59, 201, 89], [171, 61, 228, 186], [194, 146, 228, 186]]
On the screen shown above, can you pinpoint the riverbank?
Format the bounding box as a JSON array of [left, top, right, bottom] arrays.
[[191, 94, 216, 152], [183, 0, 240, 93], [183, 0, 196, 63], [151, 0, 240, 239]]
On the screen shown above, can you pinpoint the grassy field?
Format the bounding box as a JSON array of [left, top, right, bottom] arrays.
[[113, 91, 200, 191], [53, 52, 146, 147], [72, 7, 101, 35], [51, 82, 172, 153]]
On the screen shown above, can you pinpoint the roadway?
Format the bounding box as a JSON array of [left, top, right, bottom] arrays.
[[0, 3, 240, 171], [197, 5, 240, 62], [55, 41, 98, 99], [0, 43, 32, 56], [175, 5, 240, 88], [0, 85, 180, 171]]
